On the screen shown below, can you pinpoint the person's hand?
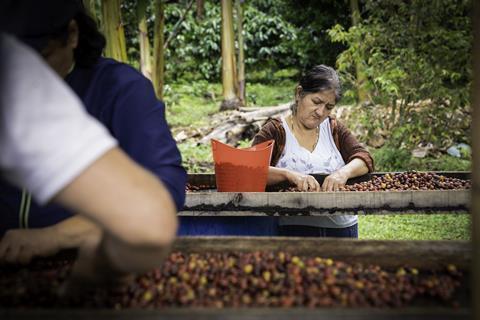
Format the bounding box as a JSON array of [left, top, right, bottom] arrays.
[[322, 170, 349, 191], [0, 228, 61, 264], [59, 232, 132, 300], [286, 171, 320, 192]]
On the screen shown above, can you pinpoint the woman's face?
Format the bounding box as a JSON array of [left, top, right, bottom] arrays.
[[295, 88, 336, 129], [40, 20, 78, 78]]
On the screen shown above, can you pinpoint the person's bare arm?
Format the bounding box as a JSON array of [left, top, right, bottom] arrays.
[[0, 146, 177, 290], [52, 147, 178, 278]]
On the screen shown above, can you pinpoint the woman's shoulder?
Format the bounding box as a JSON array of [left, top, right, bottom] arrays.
[[260, 117, 285, 136], [253, 117, 285, 145], [263, 117, 283, 129]]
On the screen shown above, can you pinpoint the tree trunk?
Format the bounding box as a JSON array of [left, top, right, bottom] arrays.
[[236, 0, 246, 105], [349, 0, 369, 104], [83, 0, 98, 24], [153, 0, 165, 100], [220, 0, 240, 111], [472, 1, 480, 318], [137, 0, 153, 80], [196, 0, 205, 21], [101, 0, 127, 63]]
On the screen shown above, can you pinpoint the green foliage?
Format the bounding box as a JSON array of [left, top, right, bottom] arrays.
[[257, 0, 351, 70], [371, 147, 412, 172], [236, 139, 252, 148], [359, 214, 470, 240], [164, 1, 221, 81], [178, 142, 213, 173], [160, 1, 301, 81], [371, 147, 471, 172], [329, 0, 472, 152], [242, 4, 299, 72], [119, 0, 349, 82]]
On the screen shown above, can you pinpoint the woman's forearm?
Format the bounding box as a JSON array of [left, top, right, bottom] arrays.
[[338, 158, 369, 179], [266, 166, 291, 185]]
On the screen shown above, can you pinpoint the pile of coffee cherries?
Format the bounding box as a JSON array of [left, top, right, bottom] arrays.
[[185, 183, 213, 191], [0, 251, 463, 309], [341, 172, 470, 192], [274, 172, 470, 192]]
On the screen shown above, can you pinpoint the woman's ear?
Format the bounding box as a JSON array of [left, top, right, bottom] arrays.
[[295, 85, 303, 100], [67, 20, 79, 49]]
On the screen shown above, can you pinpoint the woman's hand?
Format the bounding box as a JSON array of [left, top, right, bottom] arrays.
[[0, 228, 61, 264], [322, 170, 349, 191], [286, 171, 320, 192]]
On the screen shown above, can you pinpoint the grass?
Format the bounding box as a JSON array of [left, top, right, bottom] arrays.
[[165, 79, 471, 241], [359, 213, 470, 240], [371, 147, 471, 172], [245, 80, 296, 107], [164, 81, 221, 128], [164, 79, 296, 129]]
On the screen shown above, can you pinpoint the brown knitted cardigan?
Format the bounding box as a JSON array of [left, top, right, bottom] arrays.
[[252, 117, 374, 172]]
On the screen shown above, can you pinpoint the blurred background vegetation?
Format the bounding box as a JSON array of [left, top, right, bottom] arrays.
[[90, 0, 472, 173], [88, 0, 472, 239]]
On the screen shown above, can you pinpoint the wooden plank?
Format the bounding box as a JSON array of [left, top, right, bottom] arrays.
[[172, 237, 471, 270], [0, 308, 470, 320], [181, 190, 470, 215], [472, 2, 480, 319]]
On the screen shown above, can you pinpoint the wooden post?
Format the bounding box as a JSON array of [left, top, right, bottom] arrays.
[[472, 1, 480, 318], [153, 0, 165, 99], [220, 0, 240, 111], [137, 0, 153, 80], [101, 0, 127, 63]]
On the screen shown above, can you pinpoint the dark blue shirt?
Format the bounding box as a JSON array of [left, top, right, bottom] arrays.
[[0, 57, 186, 234]]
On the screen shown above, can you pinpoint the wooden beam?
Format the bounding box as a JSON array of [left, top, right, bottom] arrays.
[[178, 209, 470, 216], [472, 0, 480, 318], [0, 307, 470, 320], [182, 190, 470, 215]]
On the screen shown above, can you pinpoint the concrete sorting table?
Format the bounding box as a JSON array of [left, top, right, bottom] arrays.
[[180, 172, 470, 216]]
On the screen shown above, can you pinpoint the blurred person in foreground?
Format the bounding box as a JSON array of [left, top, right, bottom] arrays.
[[0, 0, 186, 262], [0, 32, 178, 292], [252, 65, 374, 238]]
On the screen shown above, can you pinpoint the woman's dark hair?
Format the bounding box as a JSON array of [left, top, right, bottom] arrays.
[[298, 65, 342, 102], [50, 9, 105, 68], [72, 11, 106, 67]]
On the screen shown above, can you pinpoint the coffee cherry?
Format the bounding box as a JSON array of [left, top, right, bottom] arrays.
[[0, 251, 464, 309]]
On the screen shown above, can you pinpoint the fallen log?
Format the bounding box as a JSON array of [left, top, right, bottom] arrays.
[[198, 103, 291, 145]]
